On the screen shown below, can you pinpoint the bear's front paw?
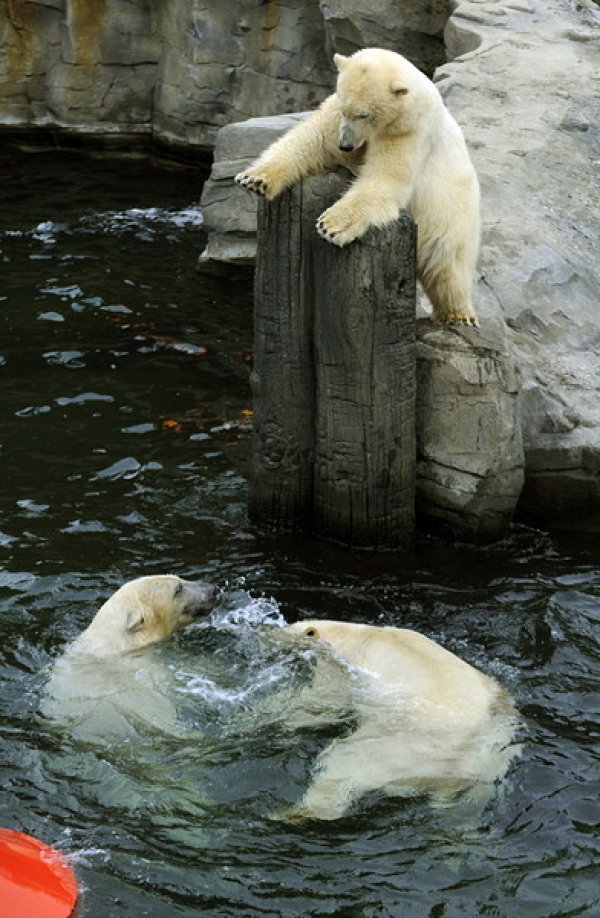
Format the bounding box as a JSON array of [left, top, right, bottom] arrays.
[[234, 168, 271, 198], [315, 205, 366, 247]]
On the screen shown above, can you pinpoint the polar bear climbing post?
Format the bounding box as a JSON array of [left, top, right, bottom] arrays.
[[236, 47, 480, 327], [237, 47, 483, 549]]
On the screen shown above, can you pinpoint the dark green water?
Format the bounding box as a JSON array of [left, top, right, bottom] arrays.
[[0, 149, 598, 917]]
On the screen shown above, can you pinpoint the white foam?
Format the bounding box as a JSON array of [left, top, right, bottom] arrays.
[[210, 592, 286, 631], [80, 206, 204, 234], [3, 207, 204, 244]]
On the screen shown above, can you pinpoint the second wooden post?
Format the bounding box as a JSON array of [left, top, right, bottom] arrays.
[[250, 174, 417, 551]]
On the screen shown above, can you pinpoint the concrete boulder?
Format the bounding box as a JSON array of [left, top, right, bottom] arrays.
[[198, 113, 310, 270], [416, 320, 524, 542], [441, 0, 600, 529]]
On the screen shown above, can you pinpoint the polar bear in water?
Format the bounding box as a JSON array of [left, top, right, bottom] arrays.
[[279, 619, 519, 821], [42, 575, 217, 739]]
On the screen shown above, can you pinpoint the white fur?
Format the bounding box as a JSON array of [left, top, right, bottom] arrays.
[[236, 48, 480, 326], [279, 620, 519, 821], [42, 575, 216, 739]]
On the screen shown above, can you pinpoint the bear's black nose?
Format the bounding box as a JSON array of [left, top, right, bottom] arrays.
[[191, 581, 219, 610], [339, 142, 354, 152]]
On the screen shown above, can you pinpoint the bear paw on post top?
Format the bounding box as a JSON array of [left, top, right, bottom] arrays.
[[235, 48, 480, 328]]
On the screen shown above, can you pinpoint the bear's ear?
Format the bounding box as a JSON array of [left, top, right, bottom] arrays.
[[125, 605, 146, 634], [334, 53, 349, 72], [391, 83, 409, 97]]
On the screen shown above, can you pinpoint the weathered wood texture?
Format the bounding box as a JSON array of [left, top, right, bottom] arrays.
[[250, 174, 417, 550]]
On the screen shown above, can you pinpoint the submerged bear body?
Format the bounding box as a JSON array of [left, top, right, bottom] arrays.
[[279, 620, 518, 821]]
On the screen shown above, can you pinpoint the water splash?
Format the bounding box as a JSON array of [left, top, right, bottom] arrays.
[[210, 590, 286, 631], [2, 206, 204, 246], [174, 592, 294, 714]]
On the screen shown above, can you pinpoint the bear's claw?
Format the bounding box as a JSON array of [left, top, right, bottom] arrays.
[[234, 172, 268, 197], [449, 316, 480, 328], [316, 218, 338, 241], [433, 314, 480, 328], [315, 203, 367, 247], [315, 217, 347, 246]]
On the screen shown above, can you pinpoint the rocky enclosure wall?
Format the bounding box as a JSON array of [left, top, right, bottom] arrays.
[[0, 0, 447, 153], [198, 0, 600, 531], [1, 0, 598, 532]]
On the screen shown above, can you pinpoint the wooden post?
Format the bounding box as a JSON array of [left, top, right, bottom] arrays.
[[248, 180, 316, 531], [249, 174, 416, 550]]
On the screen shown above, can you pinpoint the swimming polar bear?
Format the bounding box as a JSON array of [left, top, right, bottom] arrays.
[[279, 619, 519, 821], [67, 574, 217, 657], [42, 575, 218, 739]]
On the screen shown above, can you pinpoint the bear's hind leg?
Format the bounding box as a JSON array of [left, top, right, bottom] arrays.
[[277, 736, 374, 821], [419, 249, 479, 327]]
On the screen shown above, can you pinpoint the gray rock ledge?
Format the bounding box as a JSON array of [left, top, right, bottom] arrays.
[[416, 319, 524, 543]]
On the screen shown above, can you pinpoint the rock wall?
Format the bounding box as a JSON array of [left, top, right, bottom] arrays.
[[416, 320, 524, 543], [318, 0, 449, 71], [1, 0, 598, 532], [441, 0, 600, 528], [1, 0, 163, 143], [198, 0, 600, 531], [0, 0, 446, 153]]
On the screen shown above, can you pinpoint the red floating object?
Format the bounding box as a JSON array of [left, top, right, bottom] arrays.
[[0, 828, 78, 918]]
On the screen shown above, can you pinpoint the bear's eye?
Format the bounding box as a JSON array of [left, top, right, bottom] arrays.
[[305, 627, 318, 638], [357, 112, 369, 120], [173, 583, 184, 598]]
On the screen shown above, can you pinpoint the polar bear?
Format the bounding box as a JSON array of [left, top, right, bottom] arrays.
[[235, 48, 480, 326], [42, 575, 218, 738], [65, 574, 217, 657], [279, 619, 518, 821]]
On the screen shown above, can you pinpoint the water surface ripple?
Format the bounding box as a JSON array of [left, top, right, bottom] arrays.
[[0, 150, 598, 917]]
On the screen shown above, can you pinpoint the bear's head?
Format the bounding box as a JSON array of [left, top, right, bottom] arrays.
[[333, 48, 434, 152], [75, 575, 218, 656], [284, 618, 370, 666], [286, 620, 322, 640]]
